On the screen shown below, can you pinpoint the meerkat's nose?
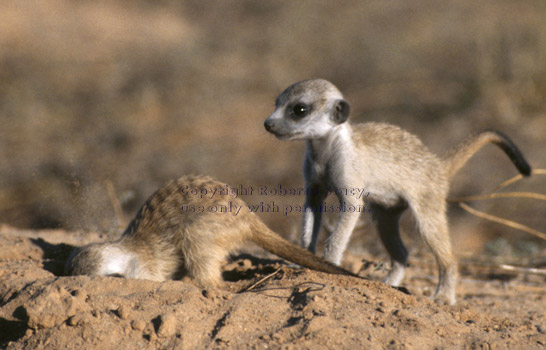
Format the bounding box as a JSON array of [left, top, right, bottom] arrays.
[[264, 118, 275, 132]]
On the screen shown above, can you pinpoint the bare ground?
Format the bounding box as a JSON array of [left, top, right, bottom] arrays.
[[1, 225, 544, 350], [1, 2, 545, 349]]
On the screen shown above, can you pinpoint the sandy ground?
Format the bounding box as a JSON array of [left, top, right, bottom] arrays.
[[1, 2, 545, 349], [0, 224, 544, 350]]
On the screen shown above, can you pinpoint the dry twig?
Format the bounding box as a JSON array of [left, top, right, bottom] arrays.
[[499, 264, 546, 276], [450, 169, 546, 241], [458, 202, 546, 240], [240, 268, 282, 292]]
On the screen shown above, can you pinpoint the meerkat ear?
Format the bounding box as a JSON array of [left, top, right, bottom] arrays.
[[332, 99, 350, 124]]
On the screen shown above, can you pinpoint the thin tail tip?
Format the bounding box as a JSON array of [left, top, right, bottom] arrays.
[[513, 151, 531, 177], [511, 155, 532, 178], [521, 163, 532, 177], [485, 129, 532, 177]]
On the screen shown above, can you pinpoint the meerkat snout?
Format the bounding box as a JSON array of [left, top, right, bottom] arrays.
[[264, 118, 276, 132]]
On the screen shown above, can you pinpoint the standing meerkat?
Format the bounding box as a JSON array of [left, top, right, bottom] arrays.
[[65, 175, 357, 286], [264, 78, 531, 305]]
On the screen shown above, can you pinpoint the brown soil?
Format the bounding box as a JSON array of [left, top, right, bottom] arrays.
[[1, 2, 545, 349], [1, 225, 544, 350]]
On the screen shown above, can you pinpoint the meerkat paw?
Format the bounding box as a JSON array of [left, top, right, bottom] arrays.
[[433, 290, 456, 306], [383, 261, 406, 287]]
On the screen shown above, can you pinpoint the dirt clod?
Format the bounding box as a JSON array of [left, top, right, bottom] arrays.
[[156, 312, 178, 338], [23, 284, 90, 329]]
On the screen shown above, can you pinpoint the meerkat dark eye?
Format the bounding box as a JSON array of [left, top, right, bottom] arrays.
[[291, 103, 309, 118]]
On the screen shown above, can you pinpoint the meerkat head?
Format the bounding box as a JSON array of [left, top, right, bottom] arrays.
[[264, 79, 350, 140], [65, 243, 138, 278], [65, 243, 103, 276]]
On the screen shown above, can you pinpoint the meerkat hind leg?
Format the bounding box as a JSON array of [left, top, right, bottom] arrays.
[[371, 204, 409, 287], [412, 201, 457, 305], [184, 248, 226, 288]]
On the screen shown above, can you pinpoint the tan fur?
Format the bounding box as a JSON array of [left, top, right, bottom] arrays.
[[65, 175, 356, 287], [264, 79, 531, 305]]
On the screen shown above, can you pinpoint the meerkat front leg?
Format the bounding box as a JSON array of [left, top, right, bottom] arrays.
[[302, 184, 328, 253], [322, 194, 362, 265]]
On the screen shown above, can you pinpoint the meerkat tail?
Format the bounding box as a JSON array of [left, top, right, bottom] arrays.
[[249, 220, 358, 277], [442, 129, 531, 179]]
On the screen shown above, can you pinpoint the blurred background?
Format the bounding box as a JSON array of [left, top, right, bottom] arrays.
[[1, 0, 545, 259]]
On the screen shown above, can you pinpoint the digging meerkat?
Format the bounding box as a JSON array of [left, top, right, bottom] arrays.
[[264, 78, 531, 304], [65, 175, 357, 286]]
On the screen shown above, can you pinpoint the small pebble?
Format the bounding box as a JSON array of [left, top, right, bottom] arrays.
[[131, 319, 146, 331]]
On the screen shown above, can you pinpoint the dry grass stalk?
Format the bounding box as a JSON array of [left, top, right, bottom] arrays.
[[449, 191, 546, 202], [241, 268, 282, 292], [492, 169, 546, 192], [458, 202, 546, 240], [450, 169, 546, 241], [499, 264, 546, 276]]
